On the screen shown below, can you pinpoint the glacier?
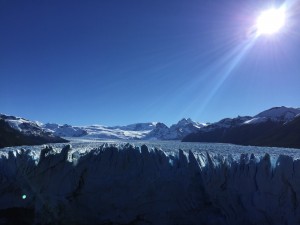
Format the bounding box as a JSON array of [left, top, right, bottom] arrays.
[[1, 142, 300, 224]]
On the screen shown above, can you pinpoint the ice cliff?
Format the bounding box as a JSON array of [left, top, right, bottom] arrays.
[[0, 144, 300, 225]]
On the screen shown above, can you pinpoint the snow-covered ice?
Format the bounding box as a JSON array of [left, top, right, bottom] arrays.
[[1, 140, 300, 224]]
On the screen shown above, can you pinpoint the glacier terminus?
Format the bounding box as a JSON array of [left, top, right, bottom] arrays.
[[1, 140, 300, 225]]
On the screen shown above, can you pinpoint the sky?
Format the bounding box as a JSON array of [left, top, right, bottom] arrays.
[[1, 0, 300, 126]]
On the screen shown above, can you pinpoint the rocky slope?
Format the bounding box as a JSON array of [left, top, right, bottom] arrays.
[[0, 114, 68, 148], [183, 106, 300, 149]]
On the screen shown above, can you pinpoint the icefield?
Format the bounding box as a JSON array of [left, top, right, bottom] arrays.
[[1, 142, 300, 225]]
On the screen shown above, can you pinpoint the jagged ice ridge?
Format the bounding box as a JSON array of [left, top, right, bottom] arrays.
[[0, 144, 300, 224]]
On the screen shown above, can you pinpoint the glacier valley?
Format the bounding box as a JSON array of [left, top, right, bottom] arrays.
[[1, 139, 300, 225]]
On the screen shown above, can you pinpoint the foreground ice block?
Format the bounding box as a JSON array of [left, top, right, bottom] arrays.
[[0, 144, 300, 225]]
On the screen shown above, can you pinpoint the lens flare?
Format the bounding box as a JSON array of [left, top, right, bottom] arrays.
[[256, 8, 286, 35]]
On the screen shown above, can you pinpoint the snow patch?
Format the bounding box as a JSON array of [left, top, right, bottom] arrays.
[[243, 117, 268, 124]]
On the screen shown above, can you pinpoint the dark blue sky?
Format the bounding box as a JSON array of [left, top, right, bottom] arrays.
[[1, 0, 300, 126]]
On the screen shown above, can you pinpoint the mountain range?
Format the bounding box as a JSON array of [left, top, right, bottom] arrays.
[[0, 114, 205, 147], [183, 106, 300, 149], [1, 106, 300, 149], [42, 118, 205, 140], [0, 114, 68, 148]]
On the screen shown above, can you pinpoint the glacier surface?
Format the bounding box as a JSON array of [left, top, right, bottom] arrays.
[[1, 141, 300, 224]]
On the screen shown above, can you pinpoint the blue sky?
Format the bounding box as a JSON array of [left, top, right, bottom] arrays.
[[1, 0, 300, 126]]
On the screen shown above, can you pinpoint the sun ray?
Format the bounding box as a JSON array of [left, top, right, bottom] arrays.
[[256, 7, 286, 36]]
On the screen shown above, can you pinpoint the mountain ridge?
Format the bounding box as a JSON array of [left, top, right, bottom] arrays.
[[183, 106, 300, 149], [43, 118, 205, 140], [2, 106, 300, 148], [0, 114, 68, 148]]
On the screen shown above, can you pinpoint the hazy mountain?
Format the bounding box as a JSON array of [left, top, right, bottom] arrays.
[[144, 118, 206, 140], [108, 122, 158, 131], [43, 123, 155, 140], [43, 123, 87, 137], [43, 119, 204, 140]]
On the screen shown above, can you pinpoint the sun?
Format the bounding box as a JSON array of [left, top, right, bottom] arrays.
[[256, 7, 286, 35]]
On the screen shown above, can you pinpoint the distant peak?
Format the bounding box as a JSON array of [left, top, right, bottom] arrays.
[[265, 106, 297, 111], [255, 106, 300, 122], [178, 118, 193, 124], [178, 118, 187, 121], [156, 122, 168, 128], [268, 106, 288, 111]]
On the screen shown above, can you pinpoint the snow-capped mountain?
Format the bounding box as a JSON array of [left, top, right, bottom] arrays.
[[43, 123, 157, 140], [183, 106, 300, 149], [241, 106, 300, 125], [43, 119, 203, 141], [254, 106, 300, 122], [82, 124, 153, 139], [43, 123, 87, 137], [108, 122, 158, 131], [1, 114, 43, 136], [0, 112, 203, 146], [169, 118, 206, 139], [203, 116, 252, 131], [0, 114, 68, 148], [143, 122, 170, 140], [145, 118, 206, 140], [190, 106, 300, 134], [3, 105, 299, 148]]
